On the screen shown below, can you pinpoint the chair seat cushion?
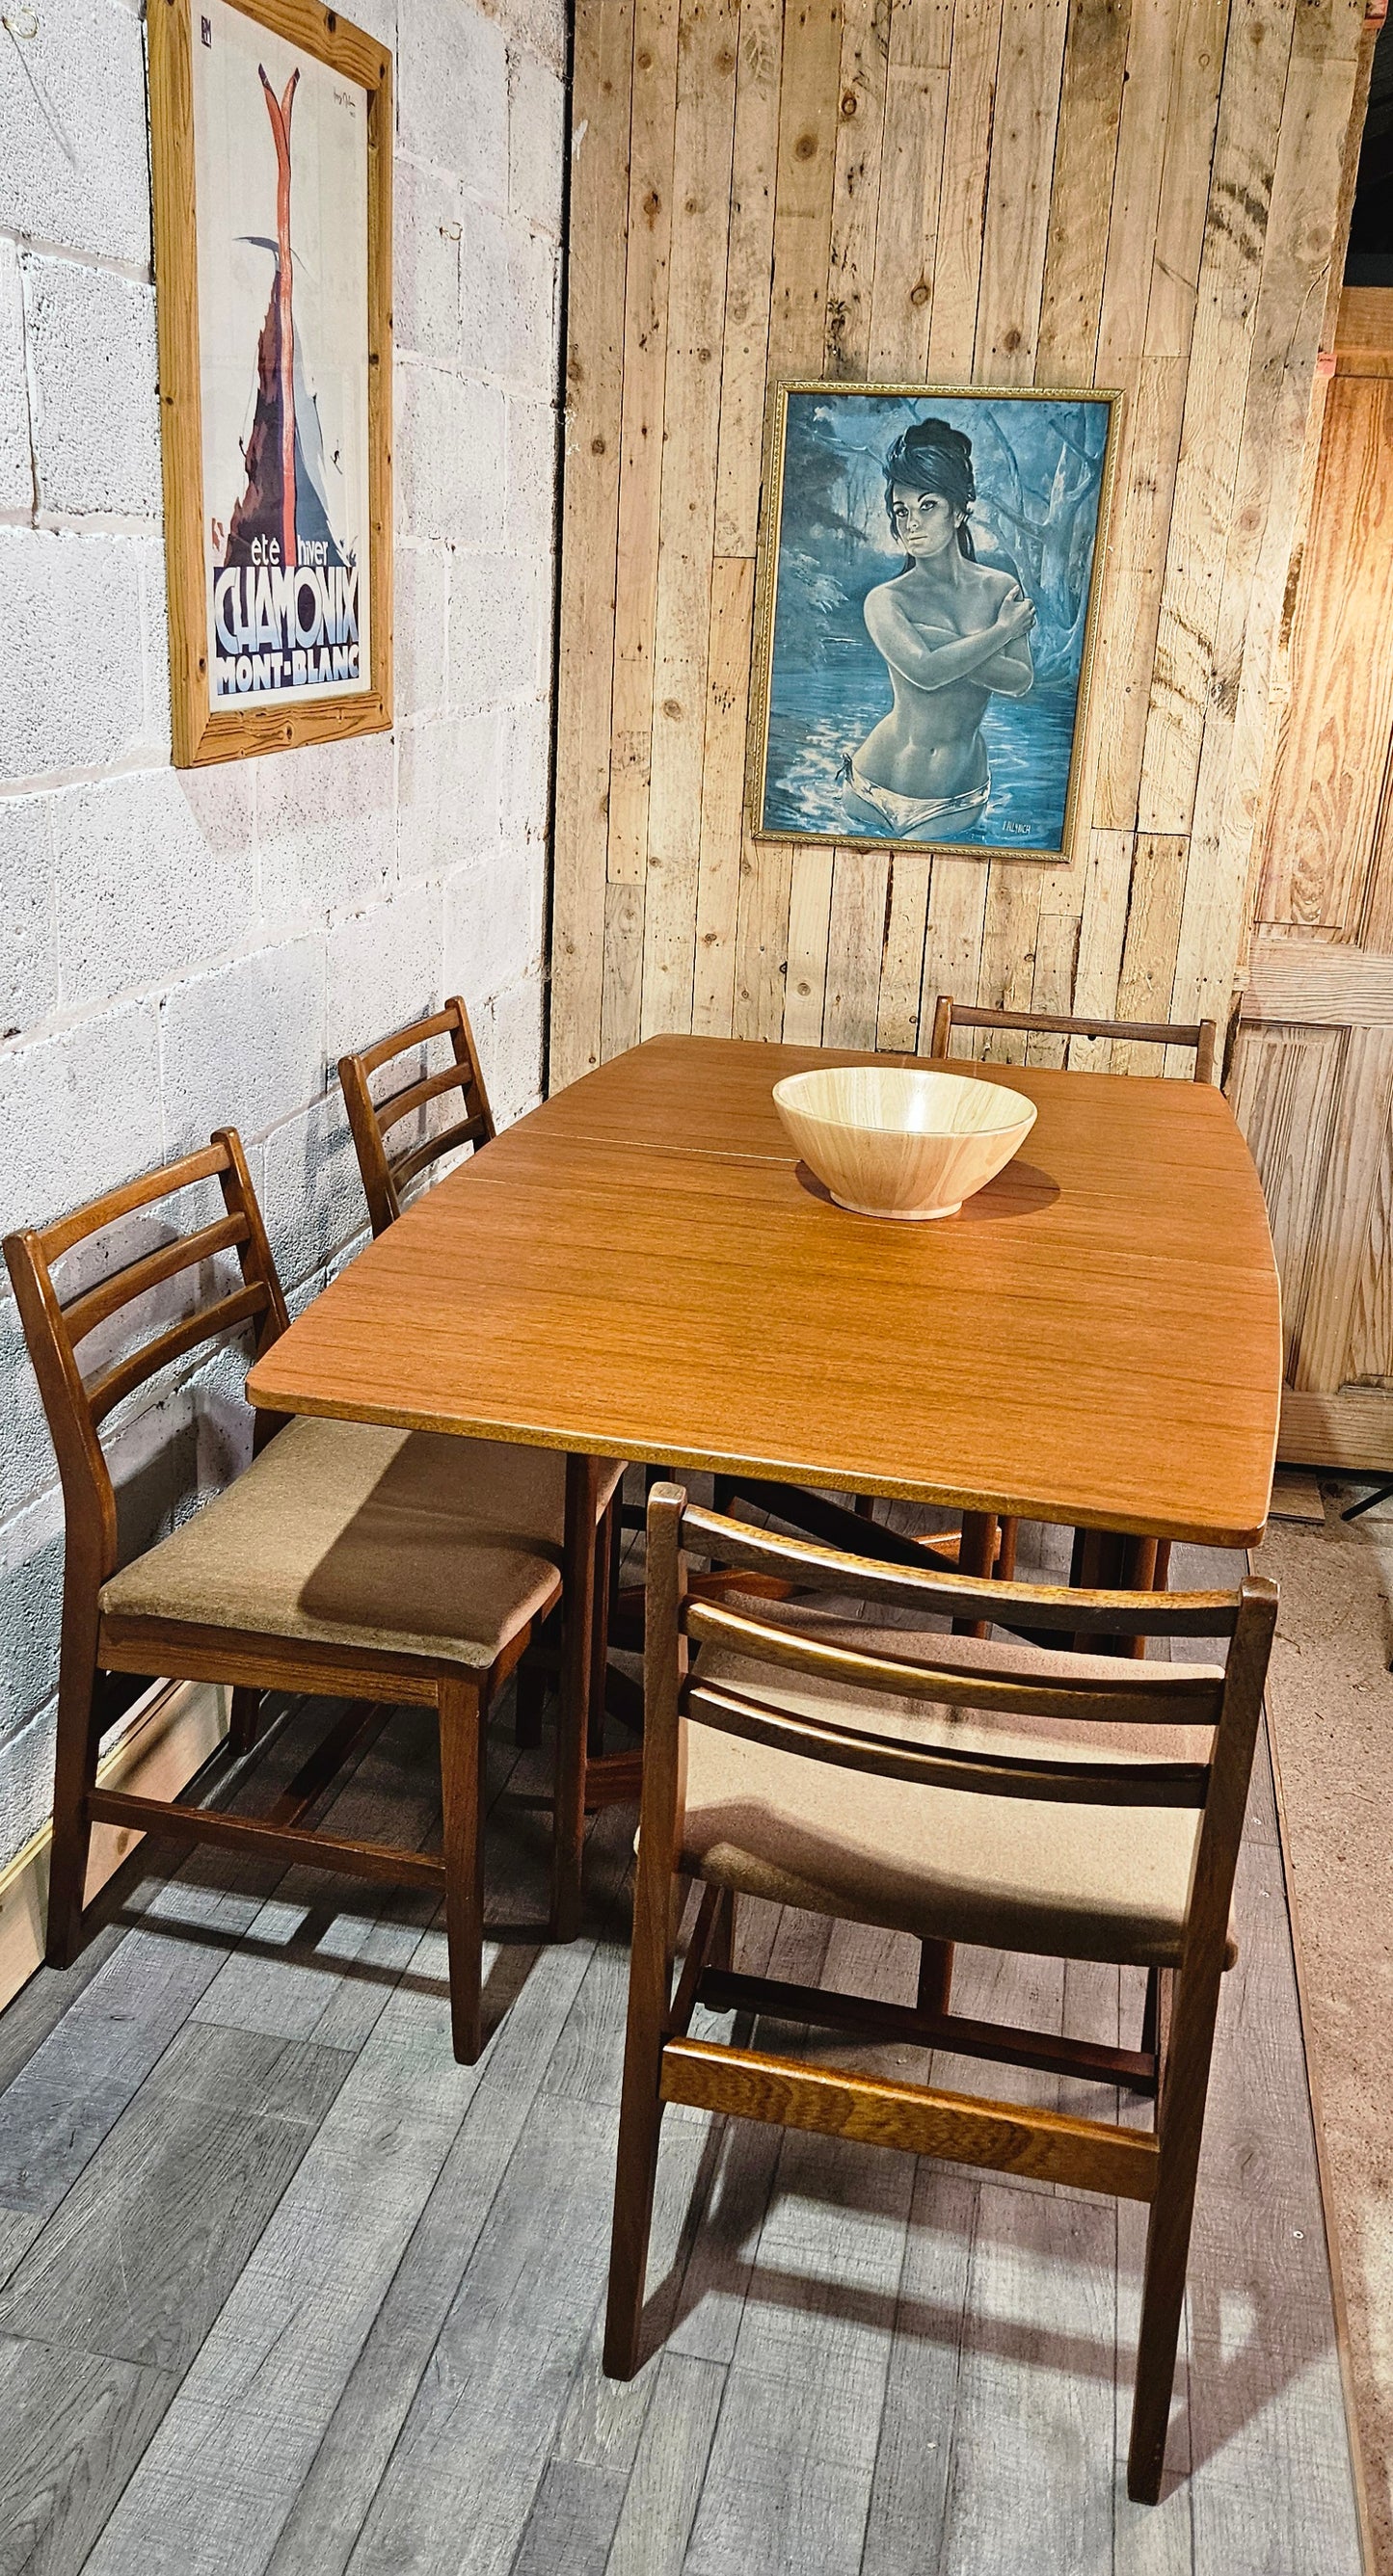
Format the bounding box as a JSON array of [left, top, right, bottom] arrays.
[[100, 1419, 623, 1672], [683, 1603, 1229, 1970]]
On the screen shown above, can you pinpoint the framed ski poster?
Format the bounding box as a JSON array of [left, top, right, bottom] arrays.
[[148, 0, 391, 766]]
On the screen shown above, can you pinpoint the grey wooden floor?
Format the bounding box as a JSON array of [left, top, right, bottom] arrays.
[[0, 1512, 1365, 2576]]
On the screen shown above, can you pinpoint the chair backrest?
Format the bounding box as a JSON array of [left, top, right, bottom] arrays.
[[929, 995, 1217, 1084], [3, 1129, 289, 1594], [640, 1490, 1276, 1959], [338, 995, 496, 1235]]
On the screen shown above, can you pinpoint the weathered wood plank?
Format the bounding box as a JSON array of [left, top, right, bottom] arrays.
[[606, 0, 681, 893], [0, 2333, 175, 2576], [823, 0, 889, 381], [712, 0, 783, 559], [924, 0, 1004, 378], [640, 0, 740, 1042], [1035, 0, 1133, 383], [692, 557, 758, 1037], [549, 0, 635, 1090], [603, 2350, 726, 2576], [782, 844, 836, 1044], [0, 2023, 349, 2375], [822, 848, 889, 1047], [865, 0, 952, 380]]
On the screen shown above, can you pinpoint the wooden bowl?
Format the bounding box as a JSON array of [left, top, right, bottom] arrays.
[[772, 1066, 1036, 1221]]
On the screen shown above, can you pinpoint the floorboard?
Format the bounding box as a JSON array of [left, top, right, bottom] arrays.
[[0, 1500, 1366, 2576]]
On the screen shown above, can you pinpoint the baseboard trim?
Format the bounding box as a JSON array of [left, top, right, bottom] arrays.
[[1280, 1387, 1393, 1474], [0, 1680, 228, 2020]]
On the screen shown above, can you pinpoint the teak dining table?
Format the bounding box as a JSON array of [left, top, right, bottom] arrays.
[[247, 1033, 1283, 1932]]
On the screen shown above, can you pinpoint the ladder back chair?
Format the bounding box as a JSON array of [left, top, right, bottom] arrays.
[[3, 1130, 611, 2058], [604, 1489, 1277, 2507], [928, 994, 1219, 1624], [338, 999, 629, 1940], [929, 994, 1218, 1084], [337, 992, 496, 1237]]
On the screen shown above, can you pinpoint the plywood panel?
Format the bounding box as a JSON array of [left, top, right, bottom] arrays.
[[552, 0, 1363, 1114]]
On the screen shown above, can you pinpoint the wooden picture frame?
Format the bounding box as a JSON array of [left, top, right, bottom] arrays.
[[148, 0, 392, 768], [746, 381, 1121, 867]]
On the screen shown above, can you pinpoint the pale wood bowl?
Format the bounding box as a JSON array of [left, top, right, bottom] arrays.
[[772, 1066, 1037, 1220]]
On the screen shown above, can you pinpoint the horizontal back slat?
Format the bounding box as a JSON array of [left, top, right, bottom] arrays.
[[63, 1211, 251, 1346], [684, 1599, 1225, 1729], [357, 1001, 460, 1076], [947, 1007, 1207, 1049], [680, 1504, 1238, 1638], [39, 1141, 230, 1262], [391, 1112, 489, 1189], [377, 1056, 478, 1137], [87, 1281, 268, 1422], [683, 1679, 1211, 1809]]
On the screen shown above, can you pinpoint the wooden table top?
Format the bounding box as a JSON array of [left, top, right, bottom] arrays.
[[248, 1036, 1282, 1548]]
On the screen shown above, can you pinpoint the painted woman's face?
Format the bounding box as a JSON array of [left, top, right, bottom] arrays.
[[890, 483, 962, 559]]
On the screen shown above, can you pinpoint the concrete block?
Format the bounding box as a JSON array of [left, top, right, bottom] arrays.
[[509, 50, 566, 236], [0, 796, 58, 1039], [496, 0, 567, 76], [0, 241, 33, 515], [443, 835, 545, 1011], [458, 197, 557, 390], [0, 527, 150, 784], [159, 933, 327, 1154], [398, 0, 508, 202], [186, 1334, 256, 1501], [23, 254, 161, 520], [326, 875, 443, 1064], [394, 541, 450, 721], [479, 966, 545, 1127], [497, 693, 552, 850], [0, 1696, 59, 1871], [503, 391, 560, 557], [0, 994, 162, 1240], [447, 550, 549, 708], [0, 0, 150, 265], [397, 711, 500, 878], [0, 1290, 60, 1528], [395, 361, 506, 549], [0, 1484, 65, 1746], [256, 731, 395, 923], [394, 157, 465, 368], [261, 1091, 368, 1292], [53, 765, 256, 1011]]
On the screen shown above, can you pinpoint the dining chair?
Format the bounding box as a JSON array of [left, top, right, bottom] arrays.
[[603, 1487, 1276, 2508], [3, 1129, 620, 2058], [337, 992, 496, 1237], [929, 995, 1218, 1617], [337, 996, 630, 1939], [929, 995, 1218, 1084]]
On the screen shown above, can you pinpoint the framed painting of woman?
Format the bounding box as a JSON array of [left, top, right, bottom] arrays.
[[746, 384, 1121, 863]]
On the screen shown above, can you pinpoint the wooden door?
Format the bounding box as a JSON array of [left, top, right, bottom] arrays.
[[1232, 289, 1393, 1471]]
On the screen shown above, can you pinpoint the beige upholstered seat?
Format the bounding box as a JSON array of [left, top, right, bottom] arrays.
[[684, 1607, 1227, 1969], [103, 1416, 624, 1670]]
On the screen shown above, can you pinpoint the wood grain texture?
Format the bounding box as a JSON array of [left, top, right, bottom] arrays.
[[551, 0, 1360, 1101], [248, 1037, 1281, 1547]]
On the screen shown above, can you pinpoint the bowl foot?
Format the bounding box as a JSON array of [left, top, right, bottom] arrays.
[[827, 1194, 962, 1221]]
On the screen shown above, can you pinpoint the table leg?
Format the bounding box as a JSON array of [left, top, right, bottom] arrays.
[[1070, 1527, 1166, 1656], [552, 1451, 601, 1942], [952, 1511, 999, 1638]]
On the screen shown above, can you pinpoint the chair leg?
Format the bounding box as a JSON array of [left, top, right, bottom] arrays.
[[587, 1500, 613, 1761], [45, 1613, 102, 1969], [552, 1454, 601, 1943], [438, 1673, 488, 2065], [952, 1513, 999, 1638], [1126, 1958, 1224, 2502], [228, 1686, 262, 1757], [917, 1937, 953, 2015], [603, 1873, 678, 2380], [514, 1650, 547, 1749]]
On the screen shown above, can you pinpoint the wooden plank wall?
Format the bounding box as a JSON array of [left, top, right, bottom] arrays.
[[549, 0, 1369, 1091]]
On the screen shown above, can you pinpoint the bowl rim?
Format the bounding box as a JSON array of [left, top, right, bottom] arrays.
[[772, 1065, 1037, 1141]]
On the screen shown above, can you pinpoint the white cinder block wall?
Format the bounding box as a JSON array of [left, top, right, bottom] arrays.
[[0, 0, 567, 1871]]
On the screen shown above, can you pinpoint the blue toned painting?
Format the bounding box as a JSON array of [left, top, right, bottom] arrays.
[[757, 388, 1113, 854]]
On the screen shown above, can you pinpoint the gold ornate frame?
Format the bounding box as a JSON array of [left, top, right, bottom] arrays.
[[745, 380, 1123, 865], [147, 0, 392, 768]]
